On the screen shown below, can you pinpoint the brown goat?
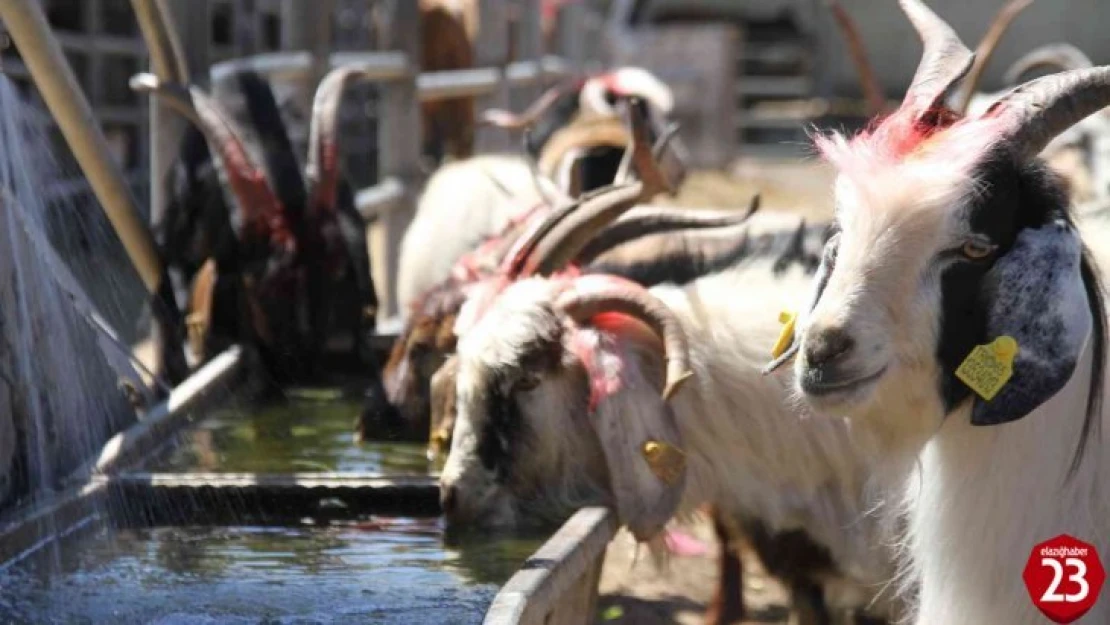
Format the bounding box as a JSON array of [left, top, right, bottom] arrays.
[[420, 0, 478, 161]]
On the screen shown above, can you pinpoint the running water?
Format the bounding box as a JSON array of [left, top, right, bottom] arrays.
[[0, 76, 145, 507]]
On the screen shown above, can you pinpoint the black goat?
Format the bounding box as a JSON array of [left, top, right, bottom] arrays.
[[144, 68, 378, 387]]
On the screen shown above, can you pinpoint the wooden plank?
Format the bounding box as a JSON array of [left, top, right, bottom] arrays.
[[483, 507, 618, 625]]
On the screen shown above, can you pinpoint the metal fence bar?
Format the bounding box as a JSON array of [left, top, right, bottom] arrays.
[[209, 51, 568, 100]]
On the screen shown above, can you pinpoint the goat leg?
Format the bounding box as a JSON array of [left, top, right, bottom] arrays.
[[704, 508, 746, 625]]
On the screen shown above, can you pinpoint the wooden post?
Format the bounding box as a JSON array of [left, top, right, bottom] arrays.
[[474, 0, 510, 152], [371, 0, 422, 320]]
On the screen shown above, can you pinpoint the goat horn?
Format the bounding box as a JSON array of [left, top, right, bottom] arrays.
[[556, 283, 693, 402], [985, 66, 1110, 160], [1002, 43, 1094, 85], [580, 75, 614, 117], [953, 0, 1034, 114], [899, 0, 975, 117], [480, 84, 567, 130], [509, 101, 669, 277], [574, 197, 759, 266], [306, 66, 375, 214], [130, 73, 289, 245], [825, 0, 886, 116]]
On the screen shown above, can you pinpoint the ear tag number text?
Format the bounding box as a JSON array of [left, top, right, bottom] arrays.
[[955, 335, 1018, 401]]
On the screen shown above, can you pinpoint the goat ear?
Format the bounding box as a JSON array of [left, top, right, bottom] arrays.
[[970, 220, 1092, 425], [578, 330, 685, 541]]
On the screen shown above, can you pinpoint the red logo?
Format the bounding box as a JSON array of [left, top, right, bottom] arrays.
[[1023, 535, 1105, 623]]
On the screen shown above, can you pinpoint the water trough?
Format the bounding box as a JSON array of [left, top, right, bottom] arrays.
[[0, 345, 618, 625]]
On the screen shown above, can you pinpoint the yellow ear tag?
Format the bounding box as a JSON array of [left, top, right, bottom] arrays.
[[772, 311, 797, 359], [642, 440, 686, 485], [955, 335, 1019, 401]]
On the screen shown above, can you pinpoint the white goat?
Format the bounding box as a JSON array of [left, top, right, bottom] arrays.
[[397, 154, 560, 315], [776, 2, 1110, 623], [439, 192, 901, 620], [397, 68, 681, 315]]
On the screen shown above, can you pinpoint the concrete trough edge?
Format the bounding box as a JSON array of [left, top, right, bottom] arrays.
[[483, 507, 618, 625]]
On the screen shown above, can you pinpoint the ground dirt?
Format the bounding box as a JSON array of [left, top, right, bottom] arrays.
[[651, 157, 836, 221], [596, 515, 793, 625]]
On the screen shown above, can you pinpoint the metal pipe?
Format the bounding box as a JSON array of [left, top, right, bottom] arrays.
[[0, 0, 187, 384], [0, 0, 165, 294]]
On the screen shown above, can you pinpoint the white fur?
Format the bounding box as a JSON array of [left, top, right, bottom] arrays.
[[441, 249, 903, 618], [796, 151, 1110, 625], [396, 155, 560, 315]]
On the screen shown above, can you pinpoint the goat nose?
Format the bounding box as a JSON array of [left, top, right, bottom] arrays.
[[440, 484, 459, 517], [805, 326, 855, 367]]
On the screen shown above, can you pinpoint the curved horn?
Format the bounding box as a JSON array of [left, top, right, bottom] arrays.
[[480, 82, 568, 130], [556, 282, 693, 401], [575, 196, 760, 266], [985, 66, 1110, 160], [130, 73, 291, 249], [1003, 43, 1094, 85], [899, 0, 975, 117], [580, 75, 615, 117], [605, 67, 676, 114], [953, 0, 1034, 114], [306, 66, 376, 213], [535, 116, 629, 178], [825, 0, 886, 116], [508, 100, 670, 277]]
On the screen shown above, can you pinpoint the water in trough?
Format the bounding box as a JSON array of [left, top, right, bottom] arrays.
[[0, 522, 543, 624], [148, 389, 430, 475], [0, 72, 545, 622]]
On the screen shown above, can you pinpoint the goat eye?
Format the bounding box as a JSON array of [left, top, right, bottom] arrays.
[[961, 237, 998, 260]]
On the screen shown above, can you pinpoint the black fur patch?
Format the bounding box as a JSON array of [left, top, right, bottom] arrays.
[[478, 378, 522, 482], [589, 222, 832, 288], [932, 151, 1106, 469], [936, 154, 1069, 412]]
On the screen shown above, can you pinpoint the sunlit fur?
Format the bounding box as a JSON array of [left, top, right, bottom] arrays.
[[440, 259, 902, 618], [396, 155, 559, 315], [798, 118, 1110, 624]]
